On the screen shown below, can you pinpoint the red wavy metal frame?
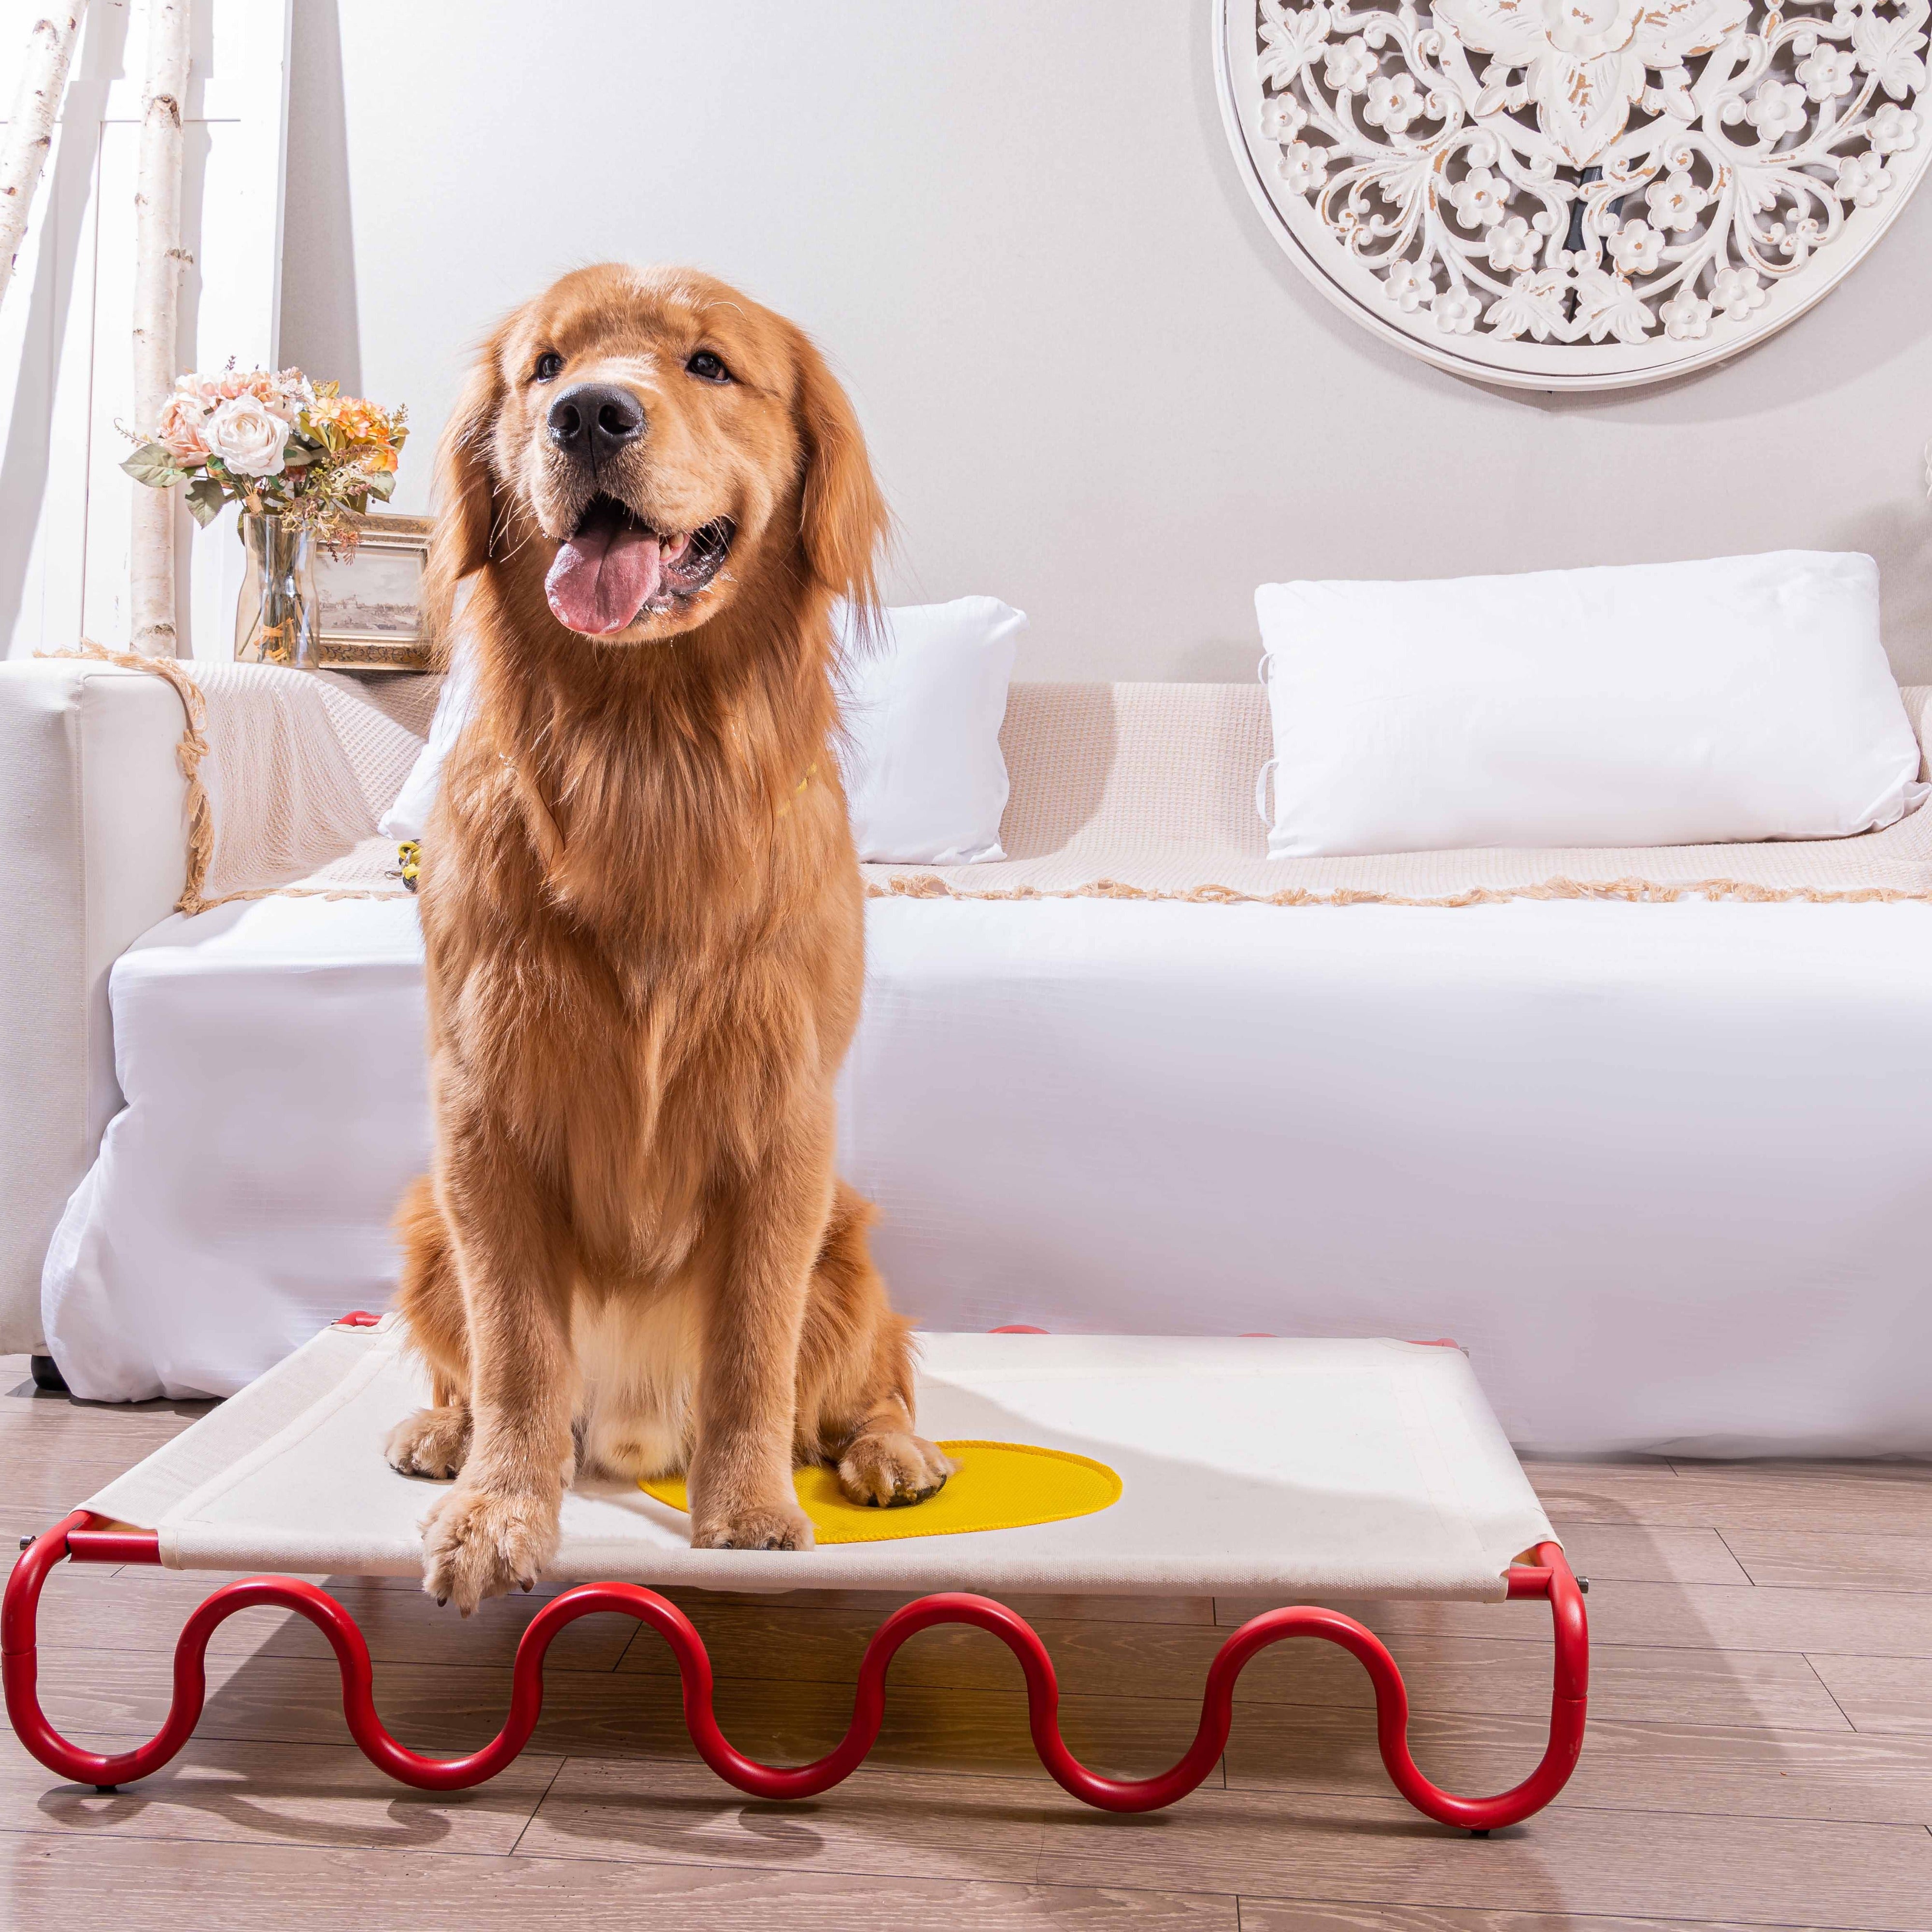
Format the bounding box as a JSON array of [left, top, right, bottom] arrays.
[[3, 1509, 1587, 1825]]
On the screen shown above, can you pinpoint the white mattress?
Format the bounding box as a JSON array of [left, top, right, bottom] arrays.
[[82, 1317, 1556, 1601], [42, 892, 1932, 1455]]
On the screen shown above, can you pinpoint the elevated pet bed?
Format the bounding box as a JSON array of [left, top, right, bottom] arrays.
[[4, 1318, 1587, 1825]]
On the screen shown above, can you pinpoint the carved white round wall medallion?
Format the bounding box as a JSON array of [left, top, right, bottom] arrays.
[[1214, 0, 1932, 388]]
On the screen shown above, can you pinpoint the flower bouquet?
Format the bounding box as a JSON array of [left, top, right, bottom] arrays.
[[122, 366, 408, 667]]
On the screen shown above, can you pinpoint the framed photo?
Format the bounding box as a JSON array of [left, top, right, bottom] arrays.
[[314, 513, 434, 670]]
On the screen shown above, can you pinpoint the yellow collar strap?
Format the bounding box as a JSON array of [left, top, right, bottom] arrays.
[[776, 761, 818, 819]]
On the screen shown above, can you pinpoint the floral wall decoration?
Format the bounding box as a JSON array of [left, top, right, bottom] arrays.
[[1214, 0, 1932, 387]]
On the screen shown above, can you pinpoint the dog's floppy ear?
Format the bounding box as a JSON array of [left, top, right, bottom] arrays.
[[423, 320, 512, 667], [791, 327, 888, 621]]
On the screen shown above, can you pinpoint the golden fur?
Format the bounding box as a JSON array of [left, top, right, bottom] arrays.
[[385, 264, 952, 1612]]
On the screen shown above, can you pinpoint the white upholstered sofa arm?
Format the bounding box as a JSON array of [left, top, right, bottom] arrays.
[[0, 660, 191, 1353]]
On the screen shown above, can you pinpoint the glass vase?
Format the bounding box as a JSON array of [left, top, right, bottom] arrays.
[[233, 513, 321, 668]]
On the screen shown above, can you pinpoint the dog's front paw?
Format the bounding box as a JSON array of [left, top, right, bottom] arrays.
[[691, 1494, 814, 1551], [386, 1405, 472, 1481], [420, 1477, 560, 1612], [838, 1431, 957, 1508]]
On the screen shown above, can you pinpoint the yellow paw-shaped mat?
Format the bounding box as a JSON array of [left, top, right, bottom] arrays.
[[638, 1440, 1121, 1544]]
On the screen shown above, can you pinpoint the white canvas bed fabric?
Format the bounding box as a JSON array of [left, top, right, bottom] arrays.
[[80, 1317, 1555, 1602], [41, 889, 1932, 1455]]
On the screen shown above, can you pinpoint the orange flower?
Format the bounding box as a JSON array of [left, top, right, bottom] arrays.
[[307, 395, 401, 445], [312, 395, 407, 473]]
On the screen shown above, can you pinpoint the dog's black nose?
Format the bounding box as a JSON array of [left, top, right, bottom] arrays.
[[547, 383, 644, 459]]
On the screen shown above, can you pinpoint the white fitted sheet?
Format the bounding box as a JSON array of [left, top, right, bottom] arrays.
[[42, 892, 1932, 1455], [82, 1317, 1555, 1600]]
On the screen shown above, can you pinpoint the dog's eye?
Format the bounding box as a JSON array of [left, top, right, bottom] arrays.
[[686, 350, 732, 384], [533, 352, 563, 383]]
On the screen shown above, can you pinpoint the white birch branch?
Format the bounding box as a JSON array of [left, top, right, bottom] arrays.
[[130, 0, 191, 655], [0, 7, 87, 312]]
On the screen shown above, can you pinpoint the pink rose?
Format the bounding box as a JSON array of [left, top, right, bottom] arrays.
[[216, 368, 309, 422], [156, 392, 210, 465], [173, 372, 225, 411]]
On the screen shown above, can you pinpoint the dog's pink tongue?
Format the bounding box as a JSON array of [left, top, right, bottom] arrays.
[[546, 522, 662, 635]]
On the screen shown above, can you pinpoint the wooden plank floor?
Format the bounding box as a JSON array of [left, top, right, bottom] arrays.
[[3, 1356, 1931, 1930]]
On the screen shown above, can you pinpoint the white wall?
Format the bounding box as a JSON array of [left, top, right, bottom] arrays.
[[283, 0, 1932, 683]]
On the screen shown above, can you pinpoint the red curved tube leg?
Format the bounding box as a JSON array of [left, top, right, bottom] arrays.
[[4, 1514, 1586, 1825]]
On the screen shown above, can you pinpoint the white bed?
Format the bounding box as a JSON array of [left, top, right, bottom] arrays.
[[43, 890, 1932, 1455], [13, 1320, 1578, 1822]]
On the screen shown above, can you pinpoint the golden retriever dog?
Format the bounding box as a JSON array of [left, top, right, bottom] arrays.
[[384, 264, 954, 1612]]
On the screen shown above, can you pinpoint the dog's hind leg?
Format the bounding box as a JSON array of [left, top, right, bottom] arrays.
[[802, 1184, 957, 1508], [385, 1175, 474, 1481]]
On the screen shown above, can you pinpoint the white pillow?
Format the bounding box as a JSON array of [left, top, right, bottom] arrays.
[[1256, 552, 1927, 858], [378, 597, 1027, 864], [835, 596, 1025, 863], [377, 635, 476, 842]]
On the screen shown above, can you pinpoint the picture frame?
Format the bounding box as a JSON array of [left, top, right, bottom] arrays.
[[313, 513, 434, 671]]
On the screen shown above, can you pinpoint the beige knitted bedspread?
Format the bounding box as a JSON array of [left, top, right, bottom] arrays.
[[77, 653, 1932, 913]]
